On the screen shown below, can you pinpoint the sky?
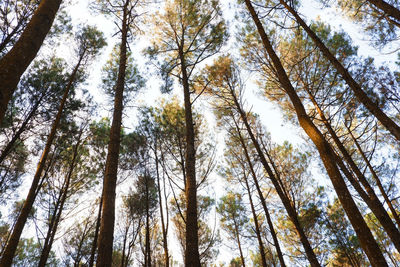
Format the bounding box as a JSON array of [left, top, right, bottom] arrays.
[[9, 0, 397, 265]]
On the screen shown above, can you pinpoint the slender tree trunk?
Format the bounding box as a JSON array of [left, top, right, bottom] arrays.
[[0, 55, 82, 267], [88, 192, 103, 267], [278, 0, 400, 141], [366, 0, 400, 22], [305, 87, 400, 252], [37, 131, 82, 267], [230, 95, 319, 266], [0, 0, 63, 123], [120, 223, 129, 267], [243, 174, 268, 267], [346, 123, 400, 228], [0, 92, 45, 165], [179, 47, 201, 266], [243, 1, 388, 265], [154, 142, 169, 267], [232, 116, 286, 267], [145, 174, 151, 267], [96, 4, 128, 266], [234, 221, 246, 267]]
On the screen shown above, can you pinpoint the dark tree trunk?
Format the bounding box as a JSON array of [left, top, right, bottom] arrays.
[[0, 91, 45, 165], [243, 173, 268, 267], [154, 142, 169, 267], [179, 48, 201, 266], [0, 0, 63, 123], [243, 1, 388, 266], [96, 3, 128, 266], [0, 55, 82, 267], [279, 0, 400, 141], [231, 116, 286, 267], [37, 131, 82, 267], [229, 92, 319, 266], [366, 0, 400, 23], [306, 88, 400, 252], [88, 192, 103, 267]]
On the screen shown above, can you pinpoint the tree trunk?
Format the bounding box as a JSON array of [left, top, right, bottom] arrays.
[[306, 88, 400, 252], [0, 55, 82, 267], [37, 130, 82, 267], [179, 48, 201, 266], [0, 91, 45, 165], [243, 173, 268, 267], [346, 123, 400, 228], [88, 192, 103, 267], [0, 0, 62, 123], [366, 0, 400, 23], [230, 93, 319, 266], [243, 1, 388, 265], [232, 116, 286, 267], [234, 221, 246, 267], [96, 4, 128, 266], [278, 0, 400, 141], [154, 142, 169, 267]]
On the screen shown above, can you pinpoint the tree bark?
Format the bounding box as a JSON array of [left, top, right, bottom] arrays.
[[366, 0, 400, 23], [278, 0, 400, 141], [0, 0, 63, 123], [231, 116, 286, 267], [37, 130, 82, 267], [96, 3, 128, 266], [154, 142, 169, 267], [243, 1, 388, 265], [88, 192, 103, 267], [230, 92, 319, 266], [243, 173, 268, 267], [0, 54, 82, 267], [0, 91, 45, 165], [179, 46, 201, 266]]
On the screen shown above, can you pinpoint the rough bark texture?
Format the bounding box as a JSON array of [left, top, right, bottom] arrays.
[[0, 0, 63, 123], [279, 0, 400, 141], [179, 47, 201, 266], [0, 56, 81, 267], [96, 5, 128, 266], [244, 1, 388, 265]]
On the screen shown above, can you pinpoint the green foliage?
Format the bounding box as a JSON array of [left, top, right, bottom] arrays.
[[101, 45, 145, 101]]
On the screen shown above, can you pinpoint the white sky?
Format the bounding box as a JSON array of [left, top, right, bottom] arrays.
[[7, 0, 397, 265]]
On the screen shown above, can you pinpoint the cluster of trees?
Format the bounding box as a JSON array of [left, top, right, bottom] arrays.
[[0, 0, 399, 266]]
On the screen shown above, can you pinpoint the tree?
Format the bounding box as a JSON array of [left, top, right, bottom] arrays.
[[148, 0, 226, 264], [0, 0, 63, 123], [217, 192, 249, 267], [93, 1, 144, 265], [0, 25, 106, 267], [241, 1, 388, 265]]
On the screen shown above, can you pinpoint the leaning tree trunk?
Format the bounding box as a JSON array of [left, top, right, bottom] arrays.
[[305, 88, 400, 252], [243, 173, 268, 267], [96, 4, 128, 266], [0, 0, 63, 123], [244, 1, 388, 266], [230, 93, 320, 266], [279, 0, 400, 141], [179, 48, 201, 266], [0, 54, 82, 267], [232, 115, 286, 267], [366, 0, 400, 23], [88, 191, 103, 267], [37, 131, 82, 267], [0, 91, 45, 165]]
